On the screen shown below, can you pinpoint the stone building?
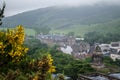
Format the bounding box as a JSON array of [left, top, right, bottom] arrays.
[[71, 41, 90, 59], [92, 46, 104, 67]]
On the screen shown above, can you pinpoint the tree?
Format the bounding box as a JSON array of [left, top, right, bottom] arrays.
[[0, 2, 5, 25], [64, 60, 95, 80], [84, 31, 104, 45], [67, 32, 75, 37]]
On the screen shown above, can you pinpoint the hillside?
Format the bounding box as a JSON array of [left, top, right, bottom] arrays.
[[51, 18, 120, 36], [2, 5, 120, 36]]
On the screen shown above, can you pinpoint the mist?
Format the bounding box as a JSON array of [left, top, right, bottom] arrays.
[[1, 0, 120, 16]]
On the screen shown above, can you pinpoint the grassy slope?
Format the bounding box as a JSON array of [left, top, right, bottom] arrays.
[[0, 28, 36, 36], [50, 18, 120, 36], [25, 28, 36, 36], [1, 18, 119, 37], [50, 24, 92, 36]]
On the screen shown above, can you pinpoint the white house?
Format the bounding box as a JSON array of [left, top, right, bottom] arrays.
[[60, 45, 73, 54], [110, 54, 120, 61]]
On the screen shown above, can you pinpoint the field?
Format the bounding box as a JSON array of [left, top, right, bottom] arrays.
[[50, 24, 92, 36], [51, 19, 120, 36], [0, 27, 36, 36]]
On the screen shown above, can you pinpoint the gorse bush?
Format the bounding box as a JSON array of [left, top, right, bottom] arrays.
[[0, 54, 56, 80], [0, 26, 56, 80], [30, 54, 56, 80], [0, 25, 28, 64]]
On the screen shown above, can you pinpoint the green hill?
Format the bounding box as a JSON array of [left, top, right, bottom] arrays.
[[51, 18, 120, 36], [2, 5, 120, 36]]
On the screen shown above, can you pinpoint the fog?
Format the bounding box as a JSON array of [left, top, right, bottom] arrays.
[[1, 0, 120, 16]]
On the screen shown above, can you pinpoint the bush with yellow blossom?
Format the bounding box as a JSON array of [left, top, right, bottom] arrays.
[[29, 54, 56, 80], [0, 25, 56, 80], [0, 25, 28, 65]]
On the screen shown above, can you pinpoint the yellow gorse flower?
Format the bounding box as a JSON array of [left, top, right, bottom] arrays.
[[47, 54, 56, 73], [0, 25, 28, 62], [32, 54, 56, 73]]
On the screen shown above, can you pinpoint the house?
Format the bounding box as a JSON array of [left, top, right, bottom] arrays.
[[110, 54, 120, 61], [75, 37, 84, 41], [109, 41, 120, 61], [36, 34, 67, 46], [71, 41, 90, 59], [72, 42, 90, 53], [67, 36, 76, 46], [37, 34, 90, 59], [92, 42, 120, 61], [99, 44, 110, 55], [60, 45, 73, 54], [110, 41, 120, 48]]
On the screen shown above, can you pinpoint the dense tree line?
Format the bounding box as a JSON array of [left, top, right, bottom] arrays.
[[33, 27, 51, 34], [84, 31, 120, 45]]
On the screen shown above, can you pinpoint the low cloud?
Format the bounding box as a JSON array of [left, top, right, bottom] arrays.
[[2, 0, 120, 16]]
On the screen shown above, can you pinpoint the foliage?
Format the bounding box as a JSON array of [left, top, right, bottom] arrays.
[[0, 54, 56, 80], [0, 25, 28, 65], [0, 26, 56, 80], [103, 56, 120, 67], [98, 68, 110, 74], [33, 27, 51, 34], [28, 54, 55, 80], [24, 39, 95, 79], [84, 57, 92, 63], [67, 32, 75, 37], [64, 60, 95, 80], [50, 49, 74, 72], [50, 48, 95, 80], [84, 31, 120, 45], [24, 38, 48, 59], [101, 56, 120, 73]]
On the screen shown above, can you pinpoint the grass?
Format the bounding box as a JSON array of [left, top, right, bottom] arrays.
[[50, 24, 94, 37], [1, 18, 119, 37], [50, 18, 120, 36], [0, 27, 36, 36], [24, 28, 36, 36]]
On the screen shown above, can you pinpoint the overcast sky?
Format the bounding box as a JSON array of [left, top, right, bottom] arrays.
[[0, 0, 120, 17]]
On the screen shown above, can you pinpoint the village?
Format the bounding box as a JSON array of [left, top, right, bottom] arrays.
[[36, 33, 120, 80], [36, 33, 120, 61]]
